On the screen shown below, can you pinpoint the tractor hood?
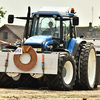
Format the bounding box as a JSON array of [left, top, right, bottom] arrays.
[[24, 35, 53, 48]]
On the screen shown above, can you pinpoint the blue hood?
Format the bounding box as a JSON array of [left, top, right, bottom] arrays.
[[24, 35, 53, 48]]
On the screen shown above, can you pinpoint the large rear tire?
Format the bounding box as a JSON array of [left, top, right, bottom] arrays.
[[74, 42, 86, 89], [80, 43, 96, 89], [44, 52, 77, 90]]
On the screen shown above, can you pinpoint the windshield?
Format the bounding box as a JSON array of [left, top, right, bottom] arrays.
[[31, 16, 60, 38]]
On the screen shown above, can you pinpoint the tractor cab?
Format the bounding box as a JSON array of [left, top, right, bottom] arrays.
[[8, 6, 79, 52], [24, 7, 79, 52]]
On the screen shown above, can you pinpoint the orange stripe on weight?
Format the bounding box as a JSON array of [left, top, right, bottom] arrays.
[[7, 52, 9, 59], [22, 46, 25, 53], [26, 46, 31, 52], [42, 54, 44, 63]]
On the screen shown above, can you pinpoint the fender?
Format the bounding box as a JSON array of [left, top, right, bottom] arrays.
[[71, 38, 86, 56], [67, 38, 77, 54]]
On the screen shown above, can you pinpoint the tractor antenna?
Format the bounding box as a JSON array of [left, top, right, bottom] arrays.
[[92, 7, 93, 24]]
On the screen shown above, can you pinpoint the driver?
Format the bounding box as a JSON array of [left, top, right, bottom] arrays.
[[48, 21, 53, 29], [48, 21, 55, 33], [48, 21, 59, 36], [42, 21, 59, 37]]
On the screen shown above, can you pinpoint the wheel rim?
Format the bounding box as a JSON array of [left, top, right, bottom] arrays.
[[63, 61, 73, 84], [88, 49, 96, 88], [12, 74, 21, 81], [30, 73, 43, 78]]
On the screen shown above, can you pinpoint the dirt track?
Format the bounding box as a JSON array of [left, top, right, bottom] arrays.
[[0, 86, 100, 100]]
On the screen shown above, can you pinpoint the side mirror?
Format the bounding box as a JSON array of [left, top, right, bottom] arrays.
[[8, 15, 14, 23], [73, 17, 79, 25]]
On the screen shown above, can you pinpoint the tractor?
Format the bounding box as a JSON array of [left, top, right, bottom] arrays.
[[0, 6, 100, 90]]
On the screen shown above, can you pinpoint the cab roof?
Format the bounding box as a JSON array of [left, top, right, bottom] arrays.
[[32, 6, 75, 17]]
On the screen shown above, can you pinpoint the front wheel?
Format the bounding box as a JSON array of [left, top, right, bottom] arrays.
[[44, 52, 77, 90], [0, 72, 21, 88]]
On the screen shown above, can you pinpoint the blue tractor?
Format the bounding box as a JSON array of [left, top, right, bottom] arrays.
[[6, 6, 100, 90]]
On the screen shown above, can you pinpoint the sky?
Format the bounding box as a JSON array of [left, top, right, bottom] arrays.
[[0, 0, 100, 27]]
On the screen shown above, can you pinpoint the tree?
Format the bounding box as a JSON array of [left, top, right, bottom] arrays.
[[94, 25, 100, 30], [0, 7, 7, 19]]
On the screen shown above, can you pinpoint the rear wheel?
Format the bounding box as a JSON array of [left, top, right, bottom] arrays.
[[74, 42, 86, 89], [80, 43, 96, 89], [44, 52, 77, 90]]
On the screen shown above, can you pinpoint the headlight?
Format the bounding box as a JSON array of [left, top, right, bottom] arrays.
[[37, 48, 42, 52], [34, 48, 42, 52]]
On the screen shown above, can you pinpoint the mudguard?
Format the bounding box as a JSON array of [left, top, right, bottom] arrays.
[[71, 38, 86, 56], [67, 38, 86, 56], [67, 38, 77, 54]]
